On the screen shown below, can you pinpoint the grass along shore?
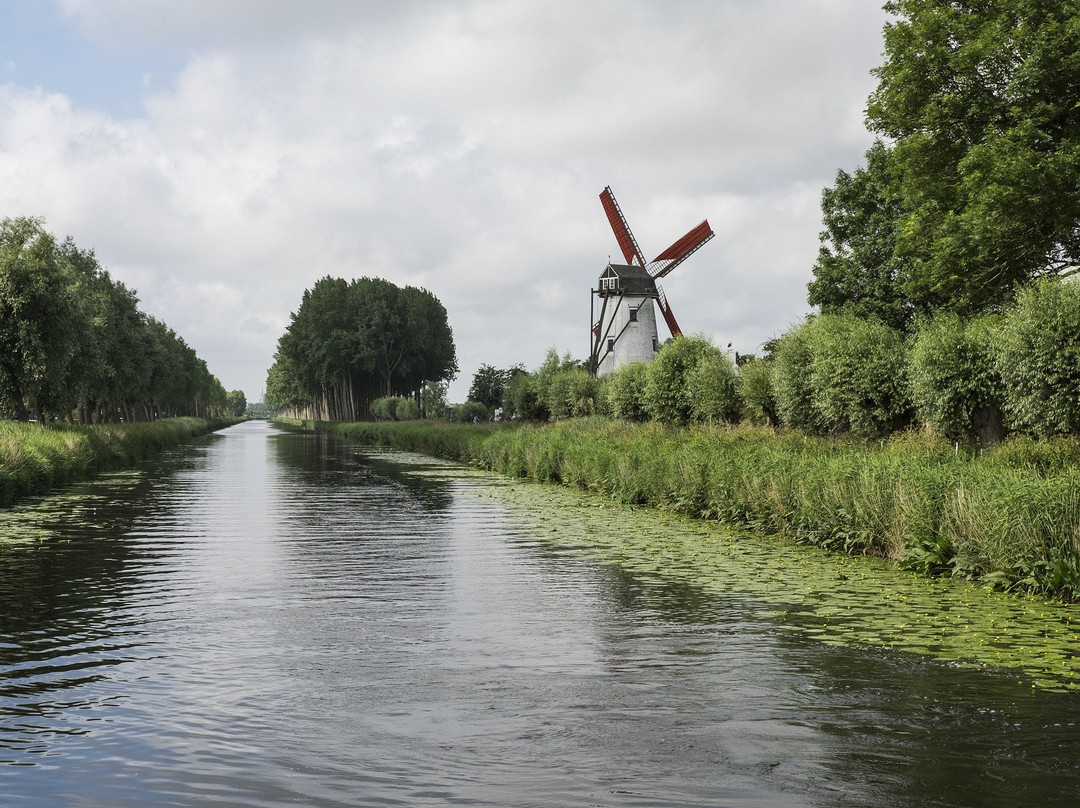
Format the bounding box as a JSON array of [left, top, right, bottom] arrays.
[[282, 417, 1080, 602], [0, 417, 234, 507]]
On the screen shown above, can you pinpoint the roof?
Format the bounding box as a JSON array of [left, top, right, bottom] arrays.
[[598, 263, 657, 297]]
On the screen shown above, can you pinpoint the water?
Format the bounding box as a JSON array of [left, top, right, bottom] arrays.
[[1, 420, 1078, 807]]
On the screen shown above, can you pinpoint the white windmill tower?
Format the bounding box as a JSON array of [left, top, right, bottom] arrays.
[[589, 186, 715, 376]]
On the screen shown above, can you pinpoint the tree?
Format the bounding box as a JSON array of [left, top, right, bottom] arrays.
[[808, 142, 925, 330], [420, 380, 448, 419], [226, 390, 247, 417], [267, 276, 457, 421], [469, 364, 516, 410], [0, 217, 82, 421], [862, 0, 1080, 313]]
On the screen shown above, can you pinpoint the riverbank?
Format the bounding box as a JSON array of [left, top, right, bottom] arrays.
[[0, 417, 236, 507], [280, 417, 1080, 601]]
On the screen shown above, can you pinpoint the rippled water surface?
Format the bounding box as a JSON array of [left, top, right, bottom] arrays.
[[2, 421, 1079, 807]]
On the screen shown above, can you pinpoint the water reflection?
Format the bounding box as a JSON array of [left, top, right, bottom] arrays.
[[1, 421, 1079, 807]]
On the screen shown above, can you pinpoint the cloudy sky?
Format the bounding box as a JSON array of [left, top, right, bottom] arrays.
[[0, 0, 890, 403]]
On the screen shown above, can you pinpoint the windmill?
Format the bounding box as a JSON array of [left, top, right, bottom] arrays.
[[589, 185, 714, 375]]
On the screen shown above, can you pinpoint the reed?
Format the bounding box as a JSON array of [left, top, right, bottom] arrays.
[[0, 418, 232, 507], [298, 417, 1080, 600]]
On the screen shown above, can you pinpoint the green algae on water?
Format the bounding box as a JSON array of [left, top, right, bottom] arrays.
[[367, 449, 1080, 694]]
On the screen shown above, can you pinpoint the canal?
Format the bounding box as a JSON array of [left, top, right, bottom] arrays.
[[1, 420, 1078, 807]]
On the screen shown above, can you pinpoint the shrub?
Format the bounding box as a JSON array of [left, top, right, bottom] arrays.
[[395, 397, 420, 421], [544, 366, 599, 419], [605, 361, 650, 421], [371, 397, 399, 421], [806, 314, 911, 437], [504, 370, 544, 421], [643, 335, 719, 425], [738, 359, 777, 426], [454, 400, 490, 423], [772, 320, 821, 432], [775, 315, 910, 436], [998, 278, 1080, 437], [909, 312, 1004, 445], [687, 352, 742, 424]]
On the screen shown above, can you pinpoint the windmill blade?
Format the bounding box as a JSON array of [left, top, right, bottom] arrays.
[[656, 285, 682, 338], [600, 186, 647, 267], [647, 220, 714, 279]]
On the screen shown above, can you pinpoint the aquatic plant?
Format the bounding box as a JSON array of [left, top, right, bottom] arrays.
[[298, 417, 1080, 601]]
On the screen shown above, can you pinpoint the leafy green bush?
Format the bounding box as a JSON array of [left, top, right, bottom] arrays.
[[772, 320, 821, 432], [643, 335, 719, 425], [687, 352, 742, 424], [370, 397, 397, 420], [454, 400, 490, 423], [545, 366, 599, 419], [503, 370, 544, 420], [807, 314, 911, 436], [998, 278, 1080, 437], [604, 361, 650, 421], [774, 315, 910, 436], [395, 397, 419, 421], [908, 312, 1004, 445], [738, 359, 777, 426]]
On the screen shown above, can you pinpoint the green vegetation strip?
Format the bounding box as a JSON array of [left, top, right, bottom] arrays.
[[362, 445, 1080, 694], [285, 418, 1080, 603], [0, 418, 233, 507]]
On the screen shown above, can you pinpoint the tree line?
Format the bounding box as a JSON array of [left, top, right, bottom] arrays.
[[0, 217, 229, 423], [265, 276, 457, 421]]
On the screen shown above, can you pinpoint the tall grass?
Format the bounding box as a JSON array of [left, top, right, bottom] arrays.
[[298, 417, 1080, 601], [0, 418, 231, 506]]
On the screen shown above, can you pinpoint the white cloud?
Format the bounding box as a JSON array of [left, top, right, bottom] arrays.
[[1, 0, 888, 401]]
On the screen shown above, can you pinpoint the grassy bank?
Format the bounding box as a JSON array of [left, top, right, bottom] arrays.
[[283, 417, 1080, 601], [0, 418, 234, 507]]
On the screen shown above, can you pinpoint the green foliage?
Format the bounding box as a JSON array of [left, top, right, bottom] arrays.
[[642, 336, 719, 426], [0, 217, 227, 423], [811, 315, 912, 436], [468, 364, 521, 410], [858, 0, 1080, 314], [737, 359, 777, 427], [395, 397, 419, 421], [545, 366, 599, 419], [266, 275, 457, 422], [226, 390, 247, 418], [371, 396, 409, 421], [997, 278, 1080, 437], [808, 141, 922, 329], [454, 400, 490, 423], [604, 361, 650, 421], [772, 321, 822, 432], [419, 380, 448, 419], [687, 352, 742, 424], [774, 316, 911, 436], [908, 312, 1004, 444], [504, 369, 544, 421]]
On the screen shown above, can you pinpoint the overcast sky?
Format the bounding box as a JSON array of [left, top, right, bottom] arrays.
[[0, 0, 890, 403]]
